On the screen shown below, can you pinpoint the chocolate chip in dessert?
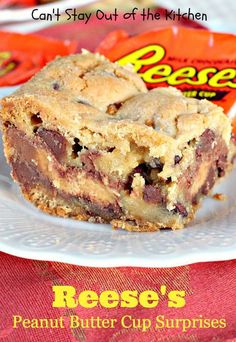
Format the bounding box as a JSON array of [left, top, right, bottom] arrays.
[[187, 138, 196, 147], [72, 138, 83, 159], [31, 113, 43, 126], [145, 118, 155, 128], [125, 160, 164, 192], [3, 121, 13, 128], [143, 185, 164, 204], [174, 155, 182, 165], [125, 163, 151, 192], [134, 163, 152, 184], [216, 154, 227, 177], [173, 203, 188, 217], [106, 102, 122, 115], [52, 82, 60, 90], [217, 167, 225, 177], [107, 147, 115, 152], [149, 158, 163, 172]]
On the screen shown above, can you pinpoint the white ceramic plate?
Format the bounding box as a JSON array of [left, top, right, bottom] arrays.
[[0, 87, 236, 267]]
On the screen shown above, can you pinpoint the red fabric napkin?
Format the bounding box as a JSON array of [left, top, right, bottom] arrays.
[[1, 252, 236, 341]]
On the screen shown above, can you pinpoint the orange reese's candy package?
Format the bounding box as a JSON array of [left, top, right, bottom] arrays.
[[0, 31, 76, 87], [97, 27, 236, 133]]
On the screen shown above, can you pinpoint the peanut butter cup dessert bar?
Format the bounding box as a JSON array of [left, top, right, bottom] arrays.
[[0, 51, 233, 231]]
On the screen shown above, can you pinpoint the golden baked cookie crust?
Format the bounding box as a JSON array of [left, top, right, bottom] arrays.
[[0, 52, 233, 231]]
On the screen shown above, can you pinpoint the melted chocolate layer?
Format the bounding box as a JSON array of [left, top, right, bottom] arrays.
[[196, 129, 215, 157], [182, 129, 228, 205], [81, 198, 122, 221], [11, 157, 51, 191], [37, 128, 67, 162], [6, 126, 122, 221], [5, 126, 230, 224]]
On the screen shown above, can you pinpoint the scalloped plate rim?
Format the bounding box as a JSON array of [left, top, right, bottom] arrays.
[[0, 232, 236, 268]]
